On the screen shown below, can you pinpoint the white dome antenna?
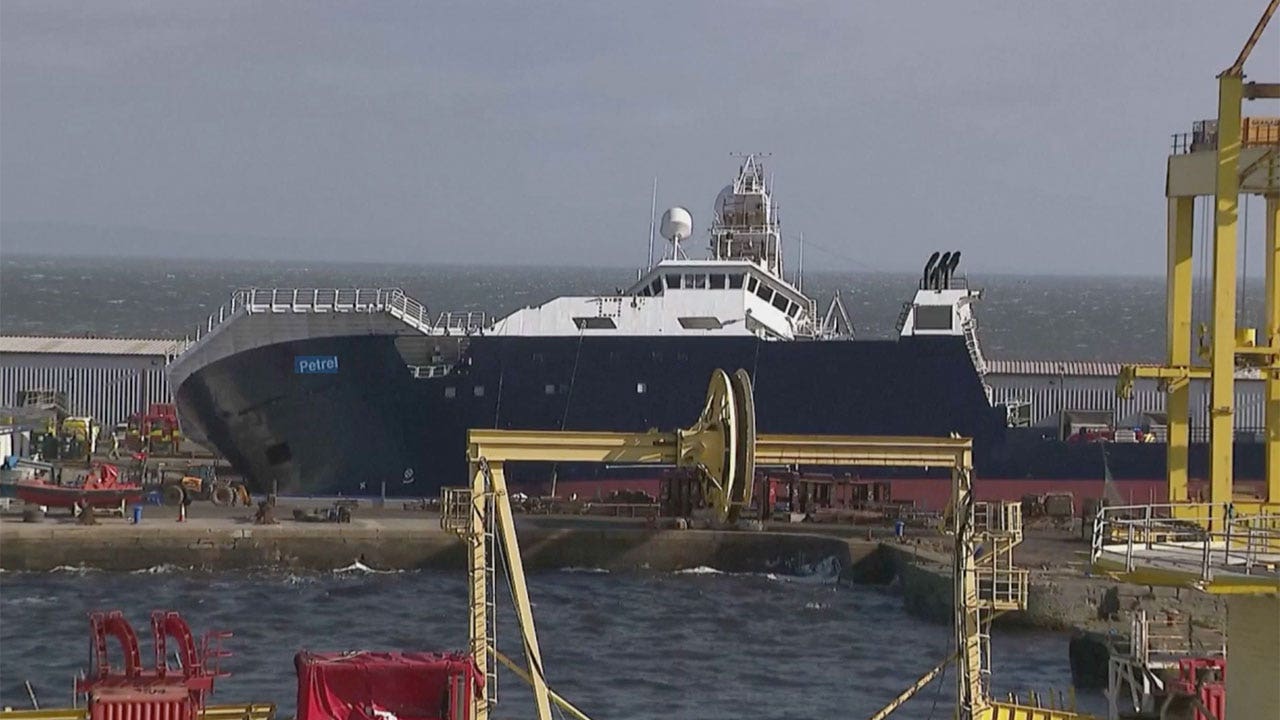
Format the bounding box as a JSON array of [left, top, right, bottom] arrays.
[[660, 207, 693, 260]]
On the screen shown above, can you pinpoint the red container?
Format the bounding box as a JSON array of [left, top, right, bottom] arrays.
[[89, 687, 194, 720]]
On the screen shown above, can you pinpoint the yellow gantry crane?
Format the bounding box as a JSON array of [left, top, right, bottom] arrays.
[[441, 369, 1088, 720], [1120, 0, 1280, 523]]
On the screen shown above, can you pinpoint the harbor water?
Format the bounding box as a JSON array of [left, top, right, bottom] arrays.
[[0, 566, 1106, 719]]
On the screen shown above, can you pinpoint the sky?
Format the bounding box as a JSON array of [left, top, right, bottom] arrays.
[[1, 1, 1277, 274]]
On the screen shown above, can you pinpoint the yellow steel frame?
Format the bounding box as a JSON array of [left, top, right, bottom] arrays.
[[1121, 0, 1280, 524], [452, 368, 1091, 719]]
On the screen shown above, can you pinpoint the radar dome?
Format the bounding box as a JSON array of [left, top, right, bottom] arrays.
[[660, 207, 693, 242]]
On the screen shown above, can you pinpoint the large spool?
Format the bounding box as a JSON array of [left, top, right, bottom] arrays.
[[677, 368, 756, 524]]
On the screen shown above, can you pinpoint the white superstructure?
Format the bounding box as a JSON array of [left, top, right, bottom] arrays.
[[896, 251, 987, 376], [490, 155, 823, 340]]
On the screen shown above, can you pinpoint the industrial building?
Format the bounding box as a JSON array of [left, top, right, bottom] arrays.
[[0, 336, 187, 428], [986, 359, 1267, 441]]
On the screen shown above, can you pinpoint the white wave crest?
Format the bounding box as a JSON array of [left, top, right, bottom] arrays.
[[558, 567, 610, 574], [673, 566, 724, 575], [49, 565, 98, 574], [333, 560, 398, 575], [130, 564, 184, 575]]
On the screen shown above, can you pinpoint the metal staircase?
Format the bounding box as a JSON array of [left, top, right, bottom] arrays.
[[961, 315, 988, 377], [973, 501, 1028, 611]]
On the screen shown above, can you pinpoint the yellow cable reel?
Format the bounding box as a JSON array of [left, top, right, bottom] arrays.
[[676, 369, 756, 524]]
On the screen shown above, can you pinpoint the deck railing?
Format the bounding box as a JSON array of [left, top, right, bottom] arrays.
[[179, 288, 490, 358]]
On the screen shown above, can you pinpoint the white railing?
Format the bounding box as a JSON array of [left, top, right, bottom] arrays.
[[433, 311, 489, 334], [409, 365, 452, 379], [180, 288, 493, 355], [1091, 503, 1280, 583]]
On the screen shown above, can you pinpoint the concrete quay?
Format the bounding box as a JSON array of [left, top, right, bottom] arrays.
[[0, 509, 880, 575]]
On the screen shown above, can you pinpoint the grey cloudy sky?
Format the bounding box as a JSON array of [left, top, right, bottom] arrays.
[[2, 1, 1277, 273]]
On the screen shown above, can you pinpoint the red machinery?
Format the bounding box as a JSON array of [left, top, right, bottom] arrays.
[[1174, 657, 1226, 720], [295, 652, 482, 720], [126, 404, 183, 454], [75, 611, 231, 720]]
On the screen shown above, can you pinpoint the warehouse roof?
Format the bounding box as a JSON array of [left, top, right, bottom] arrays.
[[0, 335, 187, 357]]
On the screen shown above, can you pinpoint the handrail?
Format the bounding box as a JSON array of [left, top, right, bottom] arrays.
[[176, 288, 492, 361], [1092, 503, 1280, 584]]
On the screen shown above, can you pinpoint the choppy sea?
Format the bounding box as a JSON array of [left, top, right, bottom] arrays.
[[0, 564, 1105, 719]]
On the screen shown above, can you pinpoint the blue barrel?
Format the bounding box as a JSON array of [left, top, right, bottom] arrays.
[[893, 519, 905, 538], [131, 505, 143, 524]]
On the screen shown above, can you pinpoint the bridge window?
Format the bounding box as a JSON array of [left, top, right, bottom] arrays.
[[679, 316, 723, 330], [691, 274, 707, 289], [758, 286, 774, 303], [914, 305, 953, 330], [771, 294, 789, 313], [473, 385, 485, 397], [665, 274, 681, 290], [710, 274, 726, 289], [729, 274, 744, 289], [746, 276, 759, 292], [444, 387, 457, 399], [649, 279, 662, 296], [574, 317, 617, 330], [636, 382, 646, 394], [545, 384, 556, 395]]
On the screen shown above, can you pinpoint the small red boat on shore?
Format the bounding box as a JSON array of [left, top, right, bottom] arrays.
[[15, 463, 144, 509]]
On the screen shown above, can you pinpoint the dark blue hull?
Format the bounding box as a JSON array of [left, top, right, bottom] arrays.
[[173, 333, 1262, 498]]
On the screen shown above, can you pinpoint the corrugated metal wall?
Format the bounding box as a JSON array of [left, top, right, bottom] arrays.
[[0, 353, 172, 427], [988, 374, 1267, 437]]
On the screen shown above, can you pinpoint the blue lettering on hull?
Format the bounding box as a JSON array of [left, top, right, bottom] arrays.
[[295, 355, 339, 374]]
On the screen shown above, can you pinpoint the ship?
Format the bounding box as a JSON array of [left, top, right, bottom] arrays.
[[166, 155, 1264, 508]]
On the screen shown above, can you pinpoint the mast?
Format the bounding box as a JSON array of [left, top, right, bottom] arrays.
[[646, 177, 658, 269]]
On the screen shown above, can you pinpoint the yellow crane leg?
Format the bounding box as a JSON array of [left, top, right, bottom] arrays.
[[1168, 196, 1195, 503], [863, 652, 953, 720], [488, 462, 553, 720], [466, 464, 490, 720], [492, 651, 595, 720], [1209, 72, 1243, 514], [1267, 194, 1280, 504]]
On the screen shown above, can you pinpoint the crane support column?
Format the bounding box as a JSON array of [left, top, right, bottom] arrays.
[[1209, 73, 1243, 511], [1167, 196, 1195, 503], [1267, 194, 1280, 503], [486, 462, 553, 720], [466, 464, 490, 720]]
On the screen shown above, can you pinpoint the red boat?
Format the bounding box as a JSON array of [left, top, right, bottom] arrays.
[[16, 463, 144, 509]]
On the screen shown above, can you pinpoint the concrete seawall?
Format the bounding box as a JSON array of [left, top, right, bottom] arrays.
[[0, 516, 882, 575]]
